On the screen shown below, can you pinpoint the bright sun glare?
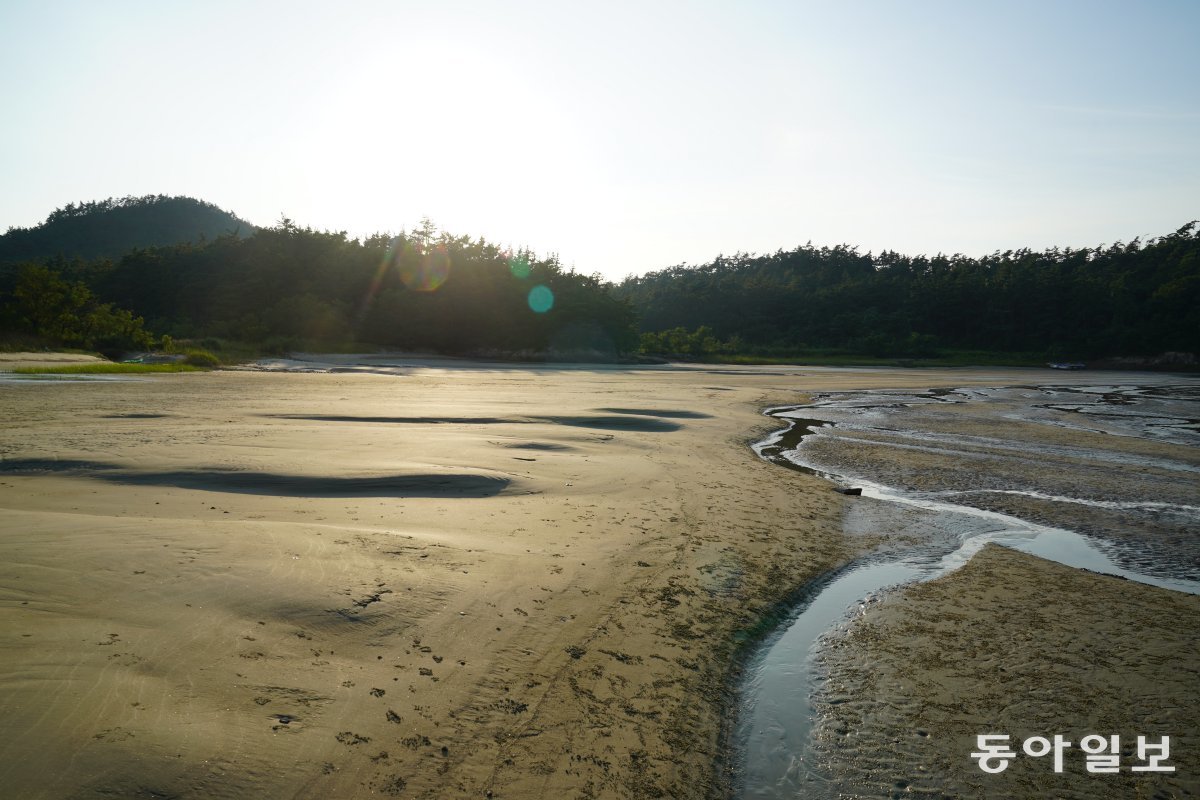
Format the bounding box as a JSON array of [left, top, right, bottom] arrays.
[[299, 40, 593, 241]]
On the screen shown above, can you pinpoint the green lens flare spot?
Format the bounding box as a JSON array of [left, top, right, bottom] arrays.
[[509, 256, 531, 280], [527, 285, 554, 313]]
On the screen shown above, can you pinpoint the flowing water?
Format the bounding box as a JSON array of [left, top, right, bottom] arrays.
[[736, 380, 1200, 799]]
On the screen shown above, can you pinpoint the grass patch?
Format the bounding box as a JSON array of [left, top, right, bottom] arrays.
[[13, 363, 203, 374], [180, 349, 221, 367]]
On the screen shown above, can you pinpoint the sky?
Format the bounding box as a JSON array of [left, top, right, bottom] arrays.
[[1, 0, 1197, 281]]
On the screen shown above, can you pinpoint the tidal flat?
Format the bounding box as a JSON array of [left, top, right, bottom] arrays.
[[0, 355, 1194, 799], [741, 382, 1200, 799]]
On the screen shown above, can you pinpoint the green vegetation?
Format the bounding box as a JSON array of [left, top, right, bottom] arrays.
[[701, 350, 1047, 368], [637, 327, 1047, 366], [618, 223, 1200, 362], [1, 205, 638, 360], [12, 363, 202, 374], [2, 263, 154, 356], [2, 195, 1196, 366], [0, 195, 253, 265], [179, 349, 221, 368], [638, 326, 739, 358]]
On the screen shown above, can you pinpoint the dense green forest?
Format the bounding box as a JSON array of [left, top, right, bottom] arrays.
[[1, 195, 1196, 364], [616, 223, 1200, 361], [0, 199, 638, 359], [0, 195, 253, 265]]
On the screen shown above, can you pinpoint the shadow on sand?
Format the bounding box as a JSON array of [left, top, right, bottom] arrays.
[[494, 441, 577, 451], [266, 413, 683, 432], [594, 407, 714, 419], [0, 458, 511, 498]]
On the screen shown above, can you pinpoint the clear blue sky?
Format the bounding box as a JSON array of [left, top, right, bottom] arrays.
[[2, 0, 1196, 280]]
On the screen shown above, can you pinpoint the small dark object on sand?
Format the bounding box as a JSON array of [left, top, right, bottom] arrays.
[[836, 487, 863, 496]]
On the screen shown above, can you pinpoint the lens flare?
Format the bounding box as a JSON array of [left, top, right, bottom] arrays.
[[508, 254, 531, 280], [400, 243, 451, 292], [528, 284, 554, 313], [358, 256, 390, 321], [357, 236, 409, 323]]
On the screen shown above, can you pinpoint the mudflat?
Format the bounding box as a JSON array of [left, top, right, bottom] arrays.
[[813, 544, 1200, 799], [0, 359, 1186, 798]]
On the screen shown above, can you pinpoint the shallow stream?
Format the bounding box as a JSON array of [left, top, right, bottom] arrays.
[[736, 381, 1200, 799]]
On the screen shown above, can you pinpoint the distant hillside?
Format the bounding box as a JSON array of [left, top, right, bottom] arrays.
[[615, 222, 1200, 360], [1, 214, 640, 359], [0, 195, 255, 264]]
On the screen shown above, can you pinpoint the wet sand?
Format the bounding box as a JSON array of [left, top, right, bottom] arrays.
[[0, 351, 106, 368], [812, 545, 1200, 799], [0, 358, 1190, 798]]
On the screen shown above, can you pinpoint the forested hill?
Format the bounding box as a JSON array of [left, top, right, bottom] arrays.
[[614, 223, 1200, 360], [0, 214, 639, 359], [2, 194, 1195, 363], [0, 195, 254, 264]]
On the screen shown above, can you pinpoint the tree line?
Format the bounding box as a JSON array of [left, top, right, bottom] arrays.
[[615, 223, 1200, 360], [0, 204, 639, 359], [1, 195, 1195, 363], [0, 195, 253, 265]]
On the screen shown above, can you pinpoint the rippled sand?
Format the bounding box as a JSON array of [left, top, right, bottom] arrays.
[[812, 545, 1200, 799], [0, 357, 857, 800], [2, 357, 1193, 799]]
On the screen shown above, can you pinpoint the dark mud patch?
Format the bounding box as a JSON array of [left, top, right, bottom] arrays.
[[538, 415, 681, 432], [266, 413, 681, 432], [0, 458, 511, 498], [754, 415, 834, 477], [99, 412, 171, 419], [595, 407, 713, 419], [494, 441, 576, 451], [0, 458, 117, 473]]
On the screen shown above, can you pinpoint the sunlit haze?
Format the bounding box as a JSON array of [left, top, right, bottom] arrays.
[[2, 0, 1197, 280]]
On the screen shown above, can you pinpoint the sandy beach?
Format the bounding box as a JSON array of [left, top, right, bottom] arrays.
[[0, 357, 1193, 798]]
